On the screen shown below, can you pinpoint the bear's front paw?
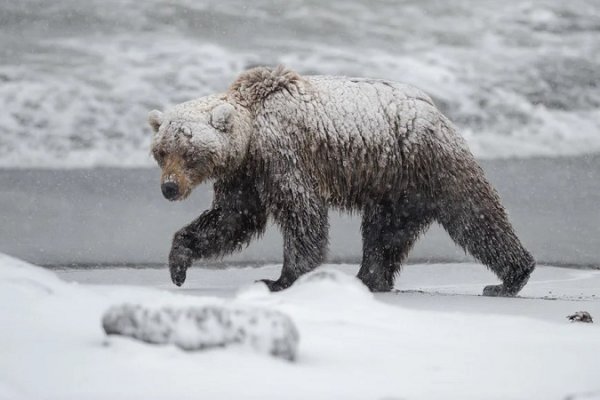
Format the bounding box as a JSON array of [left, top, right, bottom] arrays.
[[483, 284, 517, 297], [257, 278, 293, 292], [169, 246, 193, 287], [171, 266, 187, 287]]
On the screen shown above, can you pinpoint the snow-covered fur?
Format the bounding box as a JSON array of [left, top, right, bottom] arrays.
[[148, 66, 535, 296]]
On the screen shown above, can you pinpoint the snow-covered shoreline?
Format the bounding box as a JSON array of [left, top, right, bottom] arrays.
[[1, 253, 599, 400]]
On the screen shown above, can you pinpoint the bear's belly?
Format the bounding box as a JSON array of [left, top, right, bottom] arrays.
[[308, 153, 406, 209]]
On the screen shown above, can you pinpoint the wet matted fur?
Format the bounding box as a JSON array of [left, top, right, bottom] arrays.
[[148, 66, 535, 296]]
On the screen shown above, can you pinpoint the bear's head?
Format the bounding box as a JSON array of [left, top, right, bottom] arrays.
[[148, 95, 251, 201]]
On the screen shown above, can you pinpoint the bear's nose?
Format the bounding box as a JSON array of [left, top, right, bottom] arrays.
[[161, 182, 179, 200]]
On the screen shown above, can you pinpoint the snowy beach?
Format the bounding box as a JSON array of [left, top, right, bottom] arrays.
[[1, 0, 600, 399], [1, 253, 599, 400]]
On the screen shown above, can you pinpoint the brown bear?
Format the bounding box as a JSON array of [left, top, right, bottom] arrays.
[[148, 66, 535, 296]]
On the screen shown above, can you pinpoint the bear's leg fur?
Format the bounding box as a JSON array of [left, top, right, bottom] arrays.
[[169, 177, 267, 286], [436, 165, 535, 297], [261, 199, 329, 291], [357, 198, 434, 292], [168, 208, 263, 286]]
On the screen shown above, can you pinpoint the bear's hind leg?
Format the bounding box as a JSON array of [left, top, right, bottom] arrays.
[[357, 200, 433, 292], [437, 174, 535, 297]]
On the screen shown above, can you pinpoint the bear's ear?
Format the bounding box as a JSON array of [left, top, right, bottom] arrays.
[[209, 103, 235, 132], [148, 110, 163, 133]]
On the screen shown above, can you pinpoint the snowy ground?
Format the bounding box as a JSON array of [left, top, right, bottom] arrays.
[[1, 253, 599, 400]]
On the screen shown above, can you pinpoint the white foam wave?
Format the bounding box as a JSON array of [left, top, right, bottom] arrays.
[[0, 0, 599, 168]]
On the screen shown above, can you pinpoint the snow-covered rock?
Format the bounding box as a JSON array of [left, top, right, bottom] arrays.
[[567, 311, 594, 323], [102, 304, 299, 360]]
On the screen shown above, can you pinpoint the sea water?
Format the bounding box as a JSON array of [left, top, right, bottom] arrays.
[[0, 0, 599, 167]]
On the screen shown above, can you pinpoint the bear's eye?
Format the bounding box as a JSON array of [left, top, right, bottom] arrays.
[[154, 149, 167, 164]]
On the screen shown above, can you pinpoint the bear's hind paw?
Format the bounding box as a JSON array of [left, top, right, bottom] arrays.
[[257, 278, 292, 292], [356, 275, 394, 293], [482, 284, 518, 297]]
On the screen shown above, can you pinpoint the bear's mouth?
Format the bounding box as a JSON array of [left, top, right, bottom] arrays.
[[175, 187, 193, 201]]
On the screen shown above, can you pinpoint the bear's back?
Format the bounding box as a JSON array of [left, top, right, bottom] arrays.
[[300, 75, 440, 144], [266, 76, 445, 207], [307, 75, 435, 108]]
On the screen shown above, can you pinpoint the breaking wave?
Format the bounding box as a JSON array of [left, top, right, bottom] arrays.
[[0, 0, 599, 167]]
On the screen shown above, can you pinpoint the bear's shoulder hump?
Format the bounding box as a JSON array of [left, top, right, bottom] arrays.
[[229, 65, 304, 107]]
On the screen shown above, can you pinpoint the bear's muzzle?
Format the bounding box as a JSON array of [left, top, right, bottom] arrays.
[[161, 182, 180, 201]]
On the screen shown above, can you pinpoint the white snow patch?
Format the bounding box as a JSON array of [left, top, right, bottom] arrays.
[[1, 253, 600, 400]]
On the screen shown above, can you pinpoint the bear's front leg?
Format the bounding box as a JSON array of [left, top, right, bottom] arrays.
[[168, 177, 267, 287], [169, 208, 220, 286], [169, 241, 194, 287], [169, 205, 267, 286], [261, 196, 329, 291]]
